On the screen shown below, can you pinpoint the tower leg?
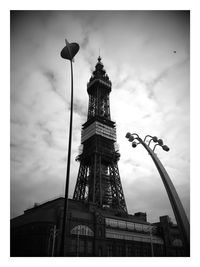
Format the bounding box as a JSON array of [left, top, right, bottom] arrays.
[[109, 163, 127, 213], [73, 164, 88, 200]]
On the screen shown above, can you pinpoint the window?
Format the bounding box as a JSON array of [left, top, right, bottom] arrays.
[[152, 237, 163, 244], [105, 218, 118, 227], [111, 220, 118, 227], [118, 220, 126, 229], [106, 229, 164, 244], [127, 222, 134, 230], [143, 225, 150, 233], [135, 223, 143, 231], [71, 225, 94, 236]]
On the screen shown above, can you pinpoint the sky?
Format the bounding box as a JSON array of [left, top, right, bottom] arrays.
[[10, 10, 190, 223]]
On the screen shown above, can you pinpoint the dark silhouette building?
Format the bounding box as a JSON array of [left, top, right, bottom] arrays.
[[11, 197, 184, 256], [11, 57, 185, 257]]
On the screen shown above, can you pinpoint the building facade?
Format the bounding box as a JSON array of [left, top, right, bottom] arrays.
[[11, 198, 184, 256]]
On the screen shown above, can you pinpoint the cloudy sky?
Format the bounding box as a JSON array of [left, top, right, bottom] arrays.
[[10, 11, 190, 223]]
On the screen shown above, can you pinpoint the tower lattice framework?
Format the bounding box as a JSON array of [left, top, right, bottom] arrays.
[[73, 56, 127, 213]]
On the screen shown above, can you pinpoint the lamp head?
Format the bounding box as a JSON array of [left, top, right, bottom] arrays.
[[157, 139, 163, 146], [128, 135, 135, 142], [162, 145, 170, 152], [125, 132, 132, 139], [61, 39, 80, 60], [132, 142, 137, 148], [152, 136, 158, 142]]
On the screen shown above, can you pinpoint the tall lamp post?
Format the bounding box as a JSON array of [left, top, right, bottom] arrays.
[[59, 39, 79, 256], [125, 132, 190, 256]]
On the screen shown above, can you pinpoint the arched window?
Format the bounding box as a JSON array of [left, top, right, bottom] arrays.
[[71, 225, 94, 236]]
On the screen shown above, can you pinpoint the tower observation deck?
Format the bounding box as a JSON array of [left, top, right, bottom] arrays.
[[73, 56, 127, 213]]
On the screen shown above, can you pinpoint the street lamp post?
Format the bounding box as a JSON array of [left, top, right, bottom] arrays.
[[59, 39, 79, 256], [51, 225, 58, 256], [125, 132, 190, 256]]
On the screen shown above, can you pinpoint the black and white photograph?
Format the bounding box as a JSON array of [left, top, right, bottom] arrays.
[[9, 9, 191, 258]]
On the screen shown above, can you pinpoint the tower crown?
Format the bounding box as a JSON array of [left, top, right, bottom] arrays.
[[87, 57, 112, 92], [86, 57, 112, 120]]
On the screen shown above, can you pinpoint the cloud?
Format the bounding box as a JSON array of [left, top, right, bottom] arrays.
[[80, 34, 90, 50], [43, 69, 67, 103], [73, 98, 87, 118], [36, 121, 54, 147]]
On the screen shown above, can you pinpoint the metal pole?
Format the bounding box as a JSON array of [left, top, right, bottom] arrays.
[[137, 137, 190, 256], [52, 225, 57, 256], [59, 59, 74, 256], [149, 226, 154, 256]]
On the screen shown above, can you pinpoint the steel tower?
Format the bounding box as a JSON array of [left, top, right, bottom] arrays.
[[73, 56, 127, 213]]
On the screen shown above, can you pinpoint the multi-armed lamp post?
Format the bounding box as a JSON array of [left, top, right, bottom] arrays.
[[125, 132, 190, 256], [59, 39, 79, 256]]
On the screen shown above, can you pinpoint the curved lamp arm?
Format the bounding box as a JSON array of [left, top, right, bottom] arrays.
[[144, 135, 153, 143], [135, 136, 190, 255]]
